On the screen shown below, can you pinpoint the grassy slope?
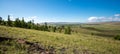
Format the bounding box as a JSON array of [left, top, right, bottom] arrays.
[[0, 25, 120, 54], [72, 23, 120, 37]]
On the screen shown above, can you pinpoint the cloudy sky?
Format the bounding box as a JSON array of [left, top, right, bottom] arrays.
[[0, 0, 120, 23]]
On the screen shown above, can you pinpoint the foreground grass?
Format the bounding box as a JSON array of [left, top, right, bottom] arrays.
[[0, 25, 120, 54]]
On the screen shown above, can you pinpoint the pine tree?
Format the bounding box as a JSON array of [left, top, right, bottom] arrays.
[[44, 22, 48, 31], [7, 15, 12, 26], [14, 18, 20, 27], [0, 17, 2, 25], [27, 20, 33, 29], [21, 17, 25, 28], [31, 20, 35, 29]]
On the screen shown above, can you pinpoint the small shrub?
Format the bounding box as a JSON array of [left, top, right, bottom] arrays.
[[114, 35, 120, 40], [91, 33, 94, 35], [64, 26, 71, 34]]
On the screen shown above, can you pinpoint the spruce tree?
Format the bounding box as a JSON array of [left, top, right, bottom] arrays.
[[0, 17, 2, 25], [7, 15, 12, 26], [21, 17, 25, 28], [31, 20, 35, 29], [14, 18, 20, 27], [27, 21, 32, 29], [44, 22, 48, 31]]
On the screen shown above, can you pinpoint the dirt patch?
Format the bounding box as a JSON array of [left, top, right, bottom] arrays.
[[27, 42, 55, 54], [0, 37, 55, 54], [16, 38, 55, 54]]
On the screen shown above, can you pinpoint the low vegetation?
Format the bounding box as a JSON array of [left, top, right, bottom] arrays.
[[114, 35, 120, 40], [0, 25, 120, 54], [0, 15, 120, 54], [0, 15, 71, 35]]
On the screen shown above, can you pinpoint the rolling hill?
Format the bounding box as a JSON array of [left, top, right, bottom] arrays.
[[0, 23, 120, 54]]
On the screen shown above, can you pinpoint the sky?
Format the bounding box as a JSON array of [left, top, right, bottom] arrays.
[[0, 0, 120, 23]]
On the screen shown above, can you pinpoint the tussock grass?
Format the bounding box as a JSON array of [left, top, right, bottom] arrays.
[[0, 25, 120, 54]]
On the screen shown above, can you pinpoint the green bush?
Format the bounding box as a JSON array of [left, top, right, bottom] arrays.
[[64, 26, 71, 34], [91, 33, 94, 35], [114, 35, 120, 40]]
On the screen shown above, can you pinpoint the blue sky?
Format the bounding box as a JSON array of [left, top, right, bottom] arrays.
[[0, 0, 120, 23]]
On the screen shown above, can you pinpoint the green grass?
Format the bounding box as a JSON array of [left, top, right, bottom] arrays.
[[72, 24, 120, 37], [0, 25, 120, 54]]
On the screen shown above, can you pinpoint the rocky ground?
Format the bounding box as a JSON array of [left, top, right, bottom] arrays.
[[0, 36, 55, 54]]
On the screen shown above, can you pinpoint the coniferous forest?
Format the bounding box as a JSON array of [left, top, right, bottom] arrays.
[[0, 15, 71, 34]]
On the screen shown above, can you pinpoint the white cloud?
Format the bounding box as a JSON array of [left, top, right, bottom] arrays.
[[7, 15, 39, 23], [88, 14, 120, 22], [114, 14, 120, 17], [88, 17, 98, 22], [8, 14, 15, 21], [24, 16, 38, 23]]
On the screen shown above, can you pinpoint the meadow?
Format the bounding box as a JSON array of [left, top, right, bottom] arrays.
[[0, 22, 120, 54]]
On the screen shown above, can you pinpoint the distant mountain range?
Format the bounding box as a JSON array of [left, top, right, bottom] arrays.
[[40, 22, 82, 25], [39, 21, 120, 25]]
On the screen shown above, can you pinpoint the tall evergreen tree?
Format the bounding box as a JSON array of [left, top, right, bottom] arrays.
[[14, 18, 20, 27], [7, 15, 12, 26], [0, 17, 2, 25], [21, 17, 25, 28], [31, 20, 35, 29], [44, 22, 48, 31], [27, 21, 32, 29]]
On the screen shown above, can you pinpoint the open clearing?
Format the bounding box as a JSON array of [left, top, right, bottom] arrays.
[[0, 24, 120, 54]]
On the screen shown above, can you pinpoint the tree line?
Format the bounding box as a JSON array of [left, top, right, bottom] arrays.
[[0, 15, 71, 34]]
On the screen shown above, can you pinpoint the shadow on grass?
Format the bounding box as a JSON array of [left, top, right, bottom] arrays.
[[0, 36, 13, 42]]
